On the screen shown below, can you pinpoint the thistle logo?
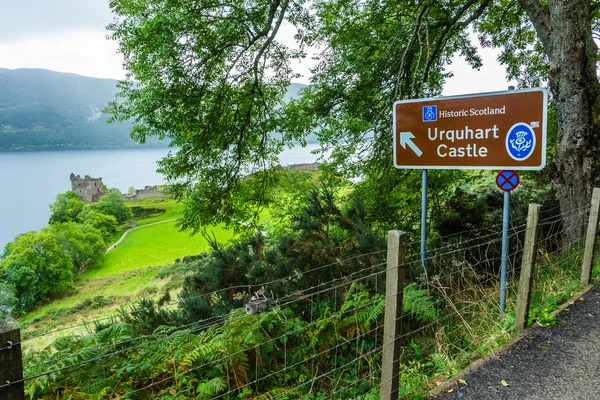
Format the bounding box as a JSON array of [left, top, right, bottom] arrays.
[[422, 105, 437, 122], [506, 122, 536, 161]]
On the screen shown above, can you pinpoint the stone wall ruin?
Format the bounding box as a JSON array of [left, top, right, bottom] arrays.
[[122, 186, 169, 201]]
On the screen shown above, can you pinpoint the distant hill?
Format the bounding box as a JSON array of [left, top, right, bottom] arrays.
[[0, 69, 312, 151], [0, 69, 155, 151]]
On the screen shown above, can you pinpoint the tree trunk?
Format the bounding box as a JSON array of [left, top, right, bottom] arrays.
[[521, 0, 600, 242]]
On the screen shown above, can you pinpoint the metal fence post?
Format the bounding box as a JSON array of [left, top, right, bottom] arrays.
[[515, 203, 541, 332], [380, 230, 406, 400], [581, 188, 600, 285], [0, 318, 24, 400]]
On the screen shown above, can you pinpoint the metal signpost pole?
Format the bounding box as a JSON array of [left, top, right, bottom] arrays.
[[496, 170, 520, 313], [500, 86, 515, 314], [421, 169, 427, 272], [499, 190, 510, 313], [420, 93, 429, 273]]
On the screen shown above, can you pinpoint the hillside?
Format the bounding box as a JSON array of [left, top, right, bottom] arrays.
[[0, 69, 311, 151], [0, 69, 154, 151]]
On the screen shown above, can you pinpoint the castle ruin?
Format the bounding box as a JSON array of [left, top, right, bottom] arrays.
[[70, 173, 105, 203]]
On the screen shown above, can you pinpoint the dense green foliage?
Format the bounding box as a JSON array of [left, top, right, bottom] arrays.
[[48, 191, 87, 224], [0, 281, 17, 317], [49, 190, 122, 240], [105, 0, 600, 248], [0, 190, 134, 313], [91, 190, 134, 223], [130, 205, 166, 219], [175, 183, 385, 322], [25, 286, 392, 399], [106, 0, 319, 232], [107, 173, 557, 330], [46, 223, 106, 271], [1, 231, 75, 310], [0, 68, 167, 151], [77, 207, 118, 242], [105, 0, 521, 237]]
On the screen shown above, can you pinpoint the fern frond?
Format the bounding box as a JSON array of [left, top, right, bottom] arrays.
[[97, 322, 133, 343], [403, 283, 438, 322], [367, 294, 385, 322], [182, 340, 224, 367], [196, 377, 227, 399], [80, 378, 107, 395], [340, 282, 358, 313], [52, 334, 80, 351]]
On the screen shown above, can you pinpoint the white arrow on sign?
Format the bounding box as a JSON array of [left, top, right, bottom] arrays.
[[399, 132, 422, 157]]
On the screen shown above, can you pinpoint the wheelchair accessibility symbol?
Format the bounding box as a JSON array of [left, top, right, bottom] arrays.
[[506, 122, 536, 161], [422, 106, 437, 122]]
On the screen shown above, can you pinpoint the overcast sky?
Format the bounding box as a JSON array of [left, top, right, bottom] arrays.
[[0, 0, 513, 94]]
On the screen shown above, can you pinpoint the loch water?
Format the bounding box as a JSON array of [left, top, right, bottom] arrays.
[[0, 145, 321, 250]]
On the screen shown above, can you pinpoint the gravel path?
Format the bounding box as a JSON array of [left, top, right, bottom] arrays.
[[433, 283, 600, 400]]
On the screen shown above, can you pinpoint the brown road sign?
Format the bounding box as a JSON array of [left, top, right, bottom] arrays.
[[393, 88, 547, 170]]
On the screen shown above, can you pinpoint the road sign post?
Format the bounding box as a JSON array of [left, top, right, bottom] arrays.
[[394, 88, 546, 307], [496, 170, 520, 313], [421, 169, 427, 272], [393, 89, 546, 307]]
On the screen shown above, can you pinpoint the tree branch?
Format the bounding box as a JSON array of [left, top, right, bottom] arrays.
[[395, 1, 431, 98], [423, 0, 491, 85], [253, 0, 290, 85], [519, 0, 553, 55]]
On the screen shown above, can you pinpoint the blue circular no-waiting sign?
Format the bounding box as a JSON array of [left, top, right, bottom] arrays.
[[496, 170, 520, 192]]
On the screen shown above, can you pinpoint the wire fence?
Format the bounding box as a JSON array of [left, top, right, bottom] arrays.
[[1, 196, 599, 399]]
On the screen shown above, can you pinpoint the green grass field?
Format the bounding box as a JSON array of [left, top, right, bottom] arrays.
[[88, 221, 233, 279], [107, 197, 185, 244], [127, 197, 184, 225]]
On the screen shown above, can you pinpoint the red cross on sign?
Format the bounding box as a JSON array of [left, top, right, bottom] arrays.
[[496, 170, 520, 192]]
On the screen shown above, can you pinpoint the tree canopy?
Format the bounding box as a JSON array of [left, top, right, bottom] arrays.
[[45, 222, 106, 271], [2, 190, 124, 313], [91, 190, 134, 223], [0, 231, 75, 310], [77, 207, 118, 242], [0, 282, 16, 318], [49, 190, 86, 224], [108, 0, 600, 237], [108, 0, 308, 231]]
